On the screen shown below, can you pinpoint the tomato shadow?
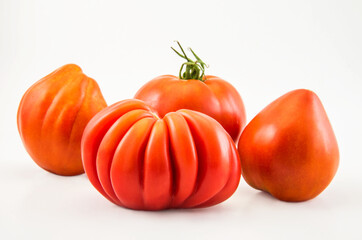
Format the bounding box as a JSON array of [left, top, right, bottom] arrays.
[[119, 201, 232, 215]]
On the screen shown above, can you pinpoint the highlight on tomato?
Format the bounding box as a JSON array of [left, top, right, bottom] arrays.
[[238, 89, 339, 202], [81, 99, 241, 210], [135, 41, 246, 143], [17, 64, 107, 176]]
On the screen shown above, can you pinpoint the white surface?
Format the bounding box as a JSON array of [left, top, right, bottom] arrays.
[[1, 0, 362, 239]]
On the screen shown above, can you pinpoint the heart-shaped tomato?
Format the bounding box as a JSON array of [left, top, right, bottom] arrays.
[[17, 64, 107, 176], [238, 89, 339, 201]]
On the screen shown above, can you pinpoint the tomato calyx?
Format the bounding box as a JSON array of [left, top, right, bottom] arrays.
[[171, 41, 209, 82]]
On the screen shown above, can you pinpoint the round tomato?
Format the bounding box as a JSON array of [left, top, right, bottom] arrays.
[[81, 99, 241, 210], [238, 89, 339, 202], [17, 64, 107, 176], [134, 42, 246, 142]]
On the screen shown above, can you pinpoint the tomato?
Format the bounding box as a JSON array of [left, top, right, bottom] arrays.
[[135, 75, 246, 143], [134, 42, 246, 142], [81, 99, 241, 210], [237, 89, 339, 202], [17, 64, 107, 176]]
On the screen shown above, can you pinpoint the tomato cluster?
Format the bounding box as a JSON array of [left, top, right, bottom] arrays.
[[17, 42, 339, 210]]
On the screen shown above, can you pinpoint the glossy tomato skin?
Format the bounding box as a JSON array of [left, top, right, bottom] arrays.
[[17, 64, 107, 176], [134, 75, 246, 143], [81, 99, 241, 210], [238, 89, 339, 202]]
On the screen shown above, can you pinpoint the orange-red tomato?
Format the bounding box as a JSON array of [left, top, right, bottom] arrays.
[[238, 89, 339, 201], [134, 75, 246, 142], [17, 64, 107, 176], [81, 99, 241, 210]]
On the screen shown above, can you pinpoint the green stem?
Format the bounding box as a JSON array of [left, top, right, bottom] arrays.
[[172, 41, 208, 81]]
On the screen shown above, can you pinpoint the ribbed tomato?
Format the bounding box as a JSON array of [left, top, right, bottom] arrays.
[[17, 64, 107, 176], [81, 99, 241, 210]]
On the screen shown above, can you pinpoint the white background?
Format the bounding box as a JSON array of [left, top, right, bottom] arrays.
[[1, 0, 362, 239]]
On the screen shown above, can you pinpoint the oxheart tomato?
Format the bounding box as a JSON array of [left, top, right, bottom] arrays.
[[238, 89, 339, 202], [17, 64, 107, 176], [134, 75, 246, 143], [134, 42, 246, 142], [81, 99, 241, 210]]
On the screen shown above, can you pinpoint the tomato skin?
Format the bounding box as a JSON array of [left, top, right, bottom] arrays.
[[237, 89, 339, 202], [17, 64, 107, 176], [134, 75, 246, 143], [81, 99, 241, 210]]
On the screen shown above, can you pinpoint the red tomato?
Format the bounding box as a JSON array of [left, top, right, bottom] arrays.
[[134, 42, 246, 142], [81, 99, 241, 210], [134, 75, 246, 143], [238, 89, 339, 201], [17, 64, 107, 176]]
